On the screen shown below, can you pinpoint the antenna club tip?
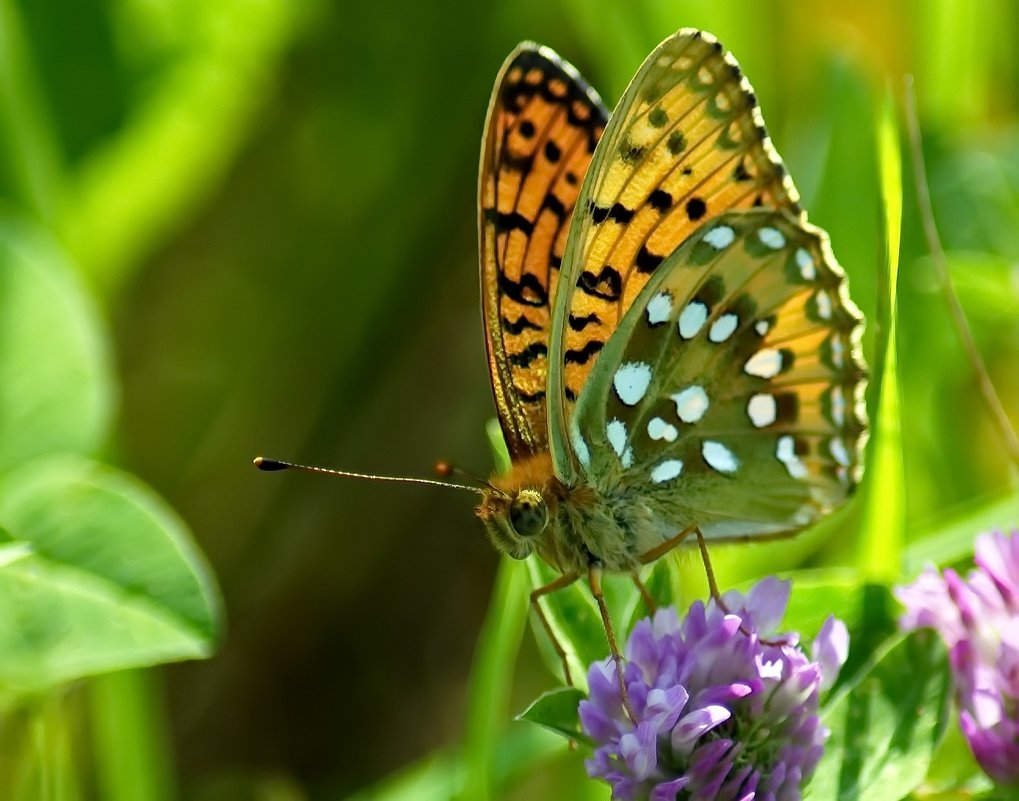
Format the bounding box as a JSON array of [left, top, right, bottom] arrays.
[[434, 460, 454, 478], [254, 457, 289, 472]]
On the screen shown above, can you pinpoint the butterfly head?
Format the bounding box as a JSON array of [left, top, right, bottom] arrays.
[[475, 452, 564, 560], [477, 486, 553, 559]]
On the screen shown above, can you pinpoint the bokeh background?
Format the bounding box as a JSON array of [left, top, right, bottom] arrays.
[[1, 0, 1017, 798]]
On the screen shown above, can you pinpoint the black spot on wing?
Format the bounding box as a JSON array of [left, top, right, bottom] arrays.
[[509, 342, 548, 367], [608, 203, 635, 224], [485, 208, 534, 235], [501, 152, 535, 173], [648, 189, 673, 211], [685, 197, 707, 221], [499, 271, 548, 307], [577, 266, 622, 301], [564, 339, 604, 365], [502, 314, 542, 335], [568, 312, 601, 331], [589, 202, 610, 224], [542, 193, 567, 219], [516, 388, 546, 404], [635, 246, 665, 274]]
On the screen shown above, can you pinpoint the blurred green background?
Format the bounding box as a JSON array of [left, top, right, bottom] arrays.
[[0, 0, 1017, 798]]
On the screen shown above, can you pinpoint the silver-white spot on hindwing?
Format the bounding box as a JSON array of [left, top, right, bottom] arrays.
[[708, 313, 739, 343], [650, 459, 683, 484], [830, 386, 846, 427], [671, 386, 709, 423], [830, 336, 845, 369], [745, 348, 784, 379], [613, 362, 653, 406], [678, 301, 708, 339], [702, 440, 739, 473], [748, 394, 777, 428], [776, 435, 808, 479], [758, 226, 786, 249], [647, 417, 678, 442], [607, 418, 633, 469], [703, 225, 735, 249], [795, 247, 816, 280], [830, 436, 850, 466], [646, 291, 673, 326], [571, 424, 591, 467], [815, 290, 833, 320]]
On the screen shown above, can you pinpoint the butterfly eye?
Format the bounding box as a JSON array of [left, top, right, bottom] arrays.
[[509, 490, 548, 537]]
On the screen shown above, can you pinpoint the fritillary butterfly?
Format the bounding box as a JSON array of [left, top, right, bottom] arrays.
[[476, 30, 867, 687], [257, 29, 868, 701]]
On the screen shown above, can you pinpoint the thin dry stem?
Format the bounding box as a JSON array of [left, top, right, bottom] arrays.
[[903, 76, 1019, 470]]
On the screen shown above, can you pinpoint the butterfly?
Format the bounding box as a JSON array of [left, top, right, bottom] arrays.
[[475, 29, 867, 695]]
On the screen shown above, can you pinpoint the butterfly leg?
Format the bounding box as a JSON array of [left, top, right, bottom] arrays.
[[638, 524, 728, 607], [638, 523, 699, 564], [530, 571, 580, 686], [588, 564, 637, 723], [692, 530, 790, 646], [630, 572, 656, 614]]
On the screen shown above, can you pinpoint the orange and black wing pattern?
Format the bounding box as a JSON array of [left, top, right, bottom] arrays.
[[479, 43, 608, 460], [554, 30, 803, 406]]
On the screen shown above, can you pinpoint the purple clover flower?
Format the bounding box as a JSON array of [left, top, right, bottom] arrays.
[[896, 529, 1019, 785], [579, 577, 849, 801]]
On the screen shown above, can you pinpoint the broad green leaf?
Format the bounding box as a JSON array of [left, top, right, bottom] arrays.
[[0, 456, 221, 694], [806, 631, 951, 801], [0, 214, 114, 472], [517, 687, 590, 745]]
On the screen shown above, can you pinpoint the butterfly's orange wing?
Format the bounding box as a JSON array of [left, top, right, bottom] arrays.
[[479, 44, 608, 459], [550, 30, 804, 411]]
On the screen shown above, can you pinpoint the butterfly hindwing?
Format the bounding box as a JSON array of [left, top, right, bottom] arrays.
[[548, 29, 803, 477], [570, 209, 867, 541], [480, 43, 608, 459]]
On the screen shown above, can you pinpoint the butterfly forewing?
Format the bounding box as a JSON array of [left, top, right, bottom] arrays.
[[548, 29, 804, 477], [570, 209, 867, 540], [480, 44, 608, 459]]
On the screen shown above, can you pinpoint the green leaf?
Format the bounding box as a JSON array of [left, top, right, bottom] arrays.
[[855, 90, 905, 581], [526, 558, 606, 691], [59, 0, 316, 294], [903, 492, 1019, 573], [0, 456, 222, 695], [806, 630, 951, 801], [0, 213, 114, 471], [517, 687, 591, 746], [457, 556, 530, 801]]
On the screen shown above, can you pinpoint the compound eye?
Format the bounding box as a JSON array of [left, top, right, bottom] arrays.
[[508, 490, 548, 537]]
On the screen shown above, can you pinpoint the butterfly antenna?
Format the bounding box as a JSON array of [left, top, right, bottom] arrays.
[[433, 460, 498, 492], [253, 457, 483, 494]]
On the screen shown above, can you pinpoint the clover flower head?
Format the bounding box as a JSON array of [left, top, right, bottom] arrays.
[[579, 577, 849, 801], [896, 529, 1019, 785]]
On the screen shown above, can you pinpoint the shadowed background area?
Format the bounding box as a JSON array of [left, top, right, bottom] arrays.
[[1, 0, 1017, 798]]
